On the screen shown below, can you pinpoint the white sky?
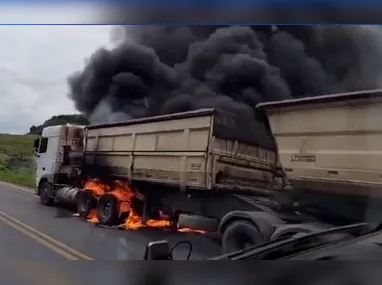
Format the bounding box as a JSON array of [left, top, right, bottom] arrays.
[[0, 25, 112, 134], [0, 3, 112, 134]]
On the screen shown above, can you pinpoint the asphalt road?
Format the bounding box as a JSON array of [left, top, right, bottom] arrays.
[[0, 183, 221, 261]]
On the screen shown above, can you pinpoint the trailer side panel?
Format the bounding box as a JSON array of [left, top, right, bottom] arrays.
[[258, 89, 382, 197], [83, 109, 277, 193]]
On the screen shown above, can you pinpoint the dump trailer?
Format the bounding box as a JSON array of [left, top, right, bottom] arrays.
[[35, 88, 381, 255], [34, 109, 297, 254], [257, 89, 382, 227], [82, 108, 279, 194]]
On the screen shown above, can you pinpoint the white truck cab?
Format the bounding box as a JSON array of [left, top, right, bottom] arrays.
[[33, 124, 85, 195]]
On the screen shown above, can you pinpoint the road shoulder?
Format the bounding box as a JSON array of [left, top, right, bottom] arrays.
[[0, 181, 35, 195]]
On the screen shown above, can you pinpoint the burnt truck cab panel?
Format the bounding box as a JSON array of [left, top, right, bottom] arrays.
[[34, 124, 86, 190]]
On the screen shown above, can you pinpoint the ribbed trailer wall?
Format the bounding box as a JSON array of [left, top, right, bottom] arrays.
[[258, 89, 382, 198], [83, 109, 278, 193]]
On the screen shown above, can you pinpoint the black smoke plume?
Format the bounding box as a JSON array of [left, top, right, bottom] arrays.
[[68, 25, 382, 148]]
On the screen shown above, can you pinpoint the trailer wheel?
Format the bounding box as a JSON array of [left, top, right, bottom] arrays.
[[97, 194, 119, 226], [222, 220, 265, 254], [178, 213, 219, 232], [39, 182, 54, 206], [77, 190, 97, 219]]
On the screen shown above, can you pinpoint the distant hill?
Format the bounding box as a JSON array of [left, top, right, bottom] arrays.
[[29, 114, 89, 135]]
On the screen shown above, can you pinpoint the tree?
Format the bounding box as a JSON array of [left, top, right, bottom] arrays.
[[28, 114, 89, 135]]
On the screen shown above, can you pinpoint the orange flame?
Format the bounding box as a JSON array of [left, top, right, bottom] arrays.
[[86, 209, 99, 224], [78, 179, 205, 234], [83, 179, 109, 196], [123, 207, 172, 230], [178, 228, 206, 234]]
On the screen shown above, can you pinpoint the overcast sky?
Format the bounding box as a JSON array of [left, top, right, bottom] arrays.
[[0, 25, 112, 134]]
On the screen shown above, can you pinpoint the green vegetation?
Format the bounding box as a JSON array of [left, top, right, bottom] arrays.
[[0, 134, 38, 188]]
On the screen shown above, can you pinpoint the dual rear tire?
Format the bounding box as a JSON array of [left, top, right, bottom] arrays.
[[76, 189, 97, 219], [96, 194, 121, 226], [77, 192, 127, 226]]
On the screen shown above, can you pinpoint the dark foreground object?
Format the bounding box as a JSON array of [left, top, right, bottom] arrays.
[[145, 223, 382, 261], [2, 261, 381, 285]]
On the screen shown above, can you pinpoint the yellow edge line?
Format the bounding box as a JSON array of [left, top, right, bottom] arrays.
[[0, 214, 78, 260], [0, 210, 93, 260]]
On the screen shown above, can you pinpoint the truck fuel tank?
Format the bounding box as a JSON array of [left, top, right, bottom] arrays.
[[55, 187, 83, 205]]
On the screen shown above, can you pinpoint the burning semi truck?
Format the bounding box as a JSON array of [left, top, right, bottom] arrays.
[[33, 89, 382, 254]]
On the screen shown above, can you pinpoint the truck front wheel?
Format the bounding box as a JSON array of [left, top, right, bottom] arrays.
[[39, 182, 54, 206], [222, 220, 265, 254]]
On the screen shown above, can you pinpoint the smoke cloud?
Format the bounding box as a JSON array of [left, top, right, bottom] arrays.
[[68, 25, 382, 149]]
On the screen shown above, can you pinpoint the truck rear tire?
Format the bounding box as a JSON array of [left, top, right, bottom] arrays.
[[39, 182, 54, 206], [222, 220, 265, 254], [96, 194, 119, 226], [178, 213, 219, 232], [77, 190, 97, 219]]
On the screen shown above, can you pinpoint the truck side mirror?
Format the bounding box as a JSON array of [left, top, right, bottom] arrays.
[[144, 240, 172, 260], [33, 138, 40, 149], [33, 138, 40, 155], [33, 150, 40, 158]]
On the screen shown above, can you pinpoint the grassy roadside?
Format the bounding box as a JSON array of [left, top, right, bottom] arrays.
[[0, 134, 37, 188]]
